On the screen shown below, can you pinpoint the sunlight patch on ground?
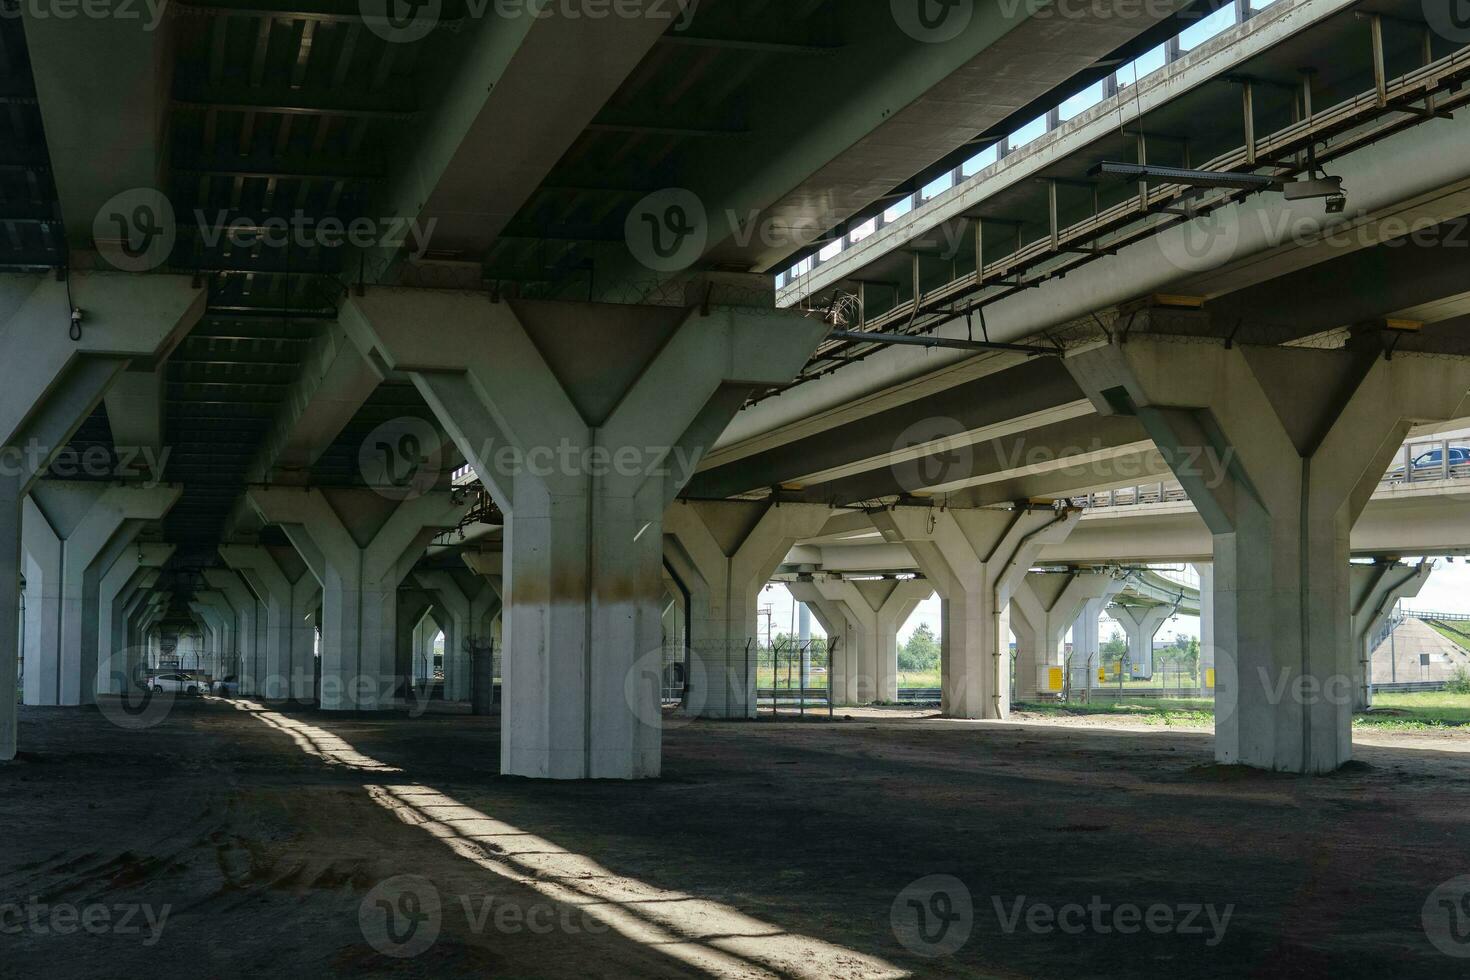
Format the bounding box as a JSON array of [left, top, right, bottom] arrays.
[[238, 702, 906, 979]]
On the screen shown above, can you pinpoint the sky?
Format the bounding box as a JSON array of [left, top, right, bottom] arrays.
[[760, 557, 1470, 647]]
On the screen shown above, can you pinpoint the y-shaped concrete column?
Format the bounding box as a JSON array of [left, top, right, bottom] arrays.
[[22, 482, 180, 705], [1109, 603, 1173, 681], [814, 577, 932, 704], [1068, 340, 1470, 772], [782, 580, 852, 703], [459, 549, 505, 641], [97, 542, 173, 694], [872, 506, 1080, 719], [1013, 570, 1124, 701], [342, 291, 826, 778], [0, 273, 202, 758], [190, 600, 229, 677], [219, 544, 320, 701], [395, 588, 434, 690], [1351, 560, 1432, 710], [415, 569, 474, 702], [203, 569, 260, 693], [414, 608, 440, 686], [195, 590, 242, 679], [1070, 596, 1110, 690], [120, 583, 163, 680], [664, 502, 834, 720], [1194, 563, 1216, 693], [247, 488, 467, 711]]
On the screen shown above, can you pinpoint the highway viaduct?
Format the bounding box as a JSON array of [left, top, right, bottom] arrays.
[[1, 0, 1468, 791]]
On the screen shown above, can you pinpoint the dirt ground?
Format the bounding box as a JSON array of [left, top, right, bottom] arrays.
[[4, 699, 1470, 979]]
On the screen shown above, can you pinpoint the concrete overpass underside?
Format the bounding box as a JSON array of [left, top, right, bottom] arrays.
[[7, 1, 1470, 975]]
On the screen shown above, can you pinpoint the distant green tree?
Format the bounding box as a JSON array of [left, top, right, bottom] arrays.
[[899, 623, 941, 671], [1101, 629, 1127, 660]]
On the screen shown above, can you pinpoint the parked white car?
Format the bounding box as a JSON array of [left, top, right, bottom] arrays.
[[150, 672, 203, 696]]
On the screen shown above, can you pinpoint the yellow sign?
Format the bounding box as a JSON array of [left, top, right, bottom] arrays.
[[1046, 667, 1064, 692], [1205, 668, 1216, 688]]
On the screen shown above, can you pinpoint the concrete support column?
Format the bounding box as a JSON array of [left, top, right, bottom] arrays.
[[1194, 563, 1216, 694], [460, 549, 505, 710], [1068, 340, 1470, 772], [203, 569, 260, 693], [97, 543, 172, 694], [415, 570, 474, 702], [190, 602, 228, 677], [1110, 603, 1173, 681], [872, 506, 1080, 720], [0, 272, 202, 759], [22, 482, 180, 705], [247, 488, 468, 711], [1350, 560, 1432, 709], [814, 577, 931, 703], [664, 502, 834, 718], [1072, 596, 1109, 690], [195, 590, 241, 678], [124, 589, 165, 681], [395, 589, 433, 691], [783, 580, 853, 704], [1012, 570, 1125, 701], [341, 291, 827, 778], [415, 611, 441, 683], [219, 544, 320, 701]]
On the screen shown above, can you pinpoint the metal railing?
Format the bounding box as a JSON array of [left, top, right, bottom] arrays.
[[1076, 439, 1470, 512]]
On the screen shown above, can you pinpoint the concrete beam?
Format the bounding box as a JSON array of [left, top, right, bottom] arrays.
[[245, 324, 384, 483], [22, 12, 173, 247], [369, 10, 674, 270]]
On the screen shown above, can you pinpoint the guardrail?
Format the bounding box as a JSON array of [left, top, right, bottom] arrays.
[[1075, 439, 1470, 511]]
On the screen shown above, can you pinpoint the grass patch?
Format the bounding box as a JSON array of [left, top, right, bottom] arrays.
[[1013, 698, 1213, 727], [1014, 692, 1470, 732], [1426, 620, 1470, 655]]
